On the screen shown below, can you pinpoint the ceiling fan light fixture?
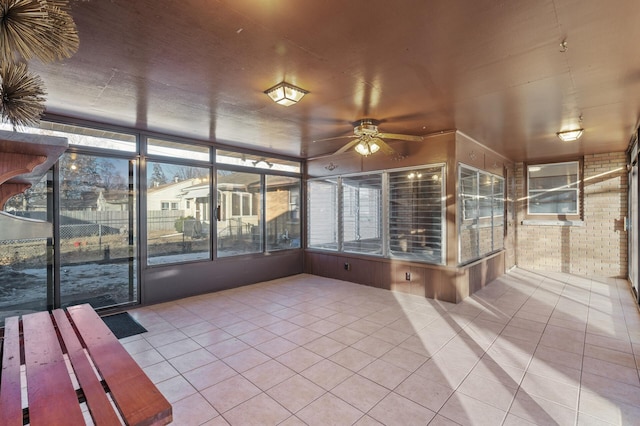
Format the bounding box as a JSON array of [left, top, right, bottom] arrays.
[[264, 82, 308, 106], [557, 128, 584, 142], [355, 140, 380, 156]]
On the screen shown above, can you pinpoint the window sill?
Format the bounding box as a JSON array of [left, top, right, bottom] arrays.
[[521, 219, 584, 227]]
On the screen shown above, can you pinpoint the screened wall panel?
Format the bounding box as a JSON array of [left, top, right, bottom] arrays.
[[1, 172, 51, 324], [217, 170, 262, 257], [307, 165, 445, 265], [307, 179, 339, 250], [459, 166, 479, 263], [60, 153, 138, 307], [458, 164, 505, 264], [147, 162, 210, 265], [389, 167, 445, 263], [266, 176, 301, 251], [342, 174, 383, 255]]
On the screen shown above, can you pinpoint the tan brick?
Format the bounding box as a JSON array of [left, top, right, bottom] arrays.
[[515, 153, 627, 277]]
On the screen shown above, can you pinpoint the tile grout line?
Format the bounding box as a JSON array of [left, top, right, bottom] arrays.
[[498, 273, 574, 426]]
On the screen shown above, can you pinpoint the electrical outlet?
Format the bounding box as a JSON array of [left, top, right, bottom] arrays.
[[405, 272, 411, 281], [344, 262, 350, 271]]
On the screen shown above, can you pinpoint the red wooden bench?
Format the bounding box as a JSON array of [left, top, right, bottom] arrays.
[[0, 304, 172, 425]]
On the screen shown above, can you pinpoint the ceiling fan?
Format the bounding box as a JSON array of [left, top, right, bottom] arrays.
[[314, 119, 424, 156]]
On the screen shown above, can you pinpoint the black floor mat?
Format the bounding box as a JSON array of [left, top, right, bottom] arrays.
[[102, 312, 147, 339]]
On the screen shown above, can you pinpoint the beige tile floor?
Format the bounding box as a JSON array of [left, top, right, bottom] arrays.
[[122, 268, 640, 425]]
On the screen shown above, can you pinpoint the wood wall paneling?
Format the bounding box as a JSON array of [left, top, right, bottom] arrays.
[[484, 153, 504, 176], [389, 262, 426, 297], [305, 251, 507, 304], [338, 256, 385, 288], [465, 252, 505, 295], [306, 252, 320, 276], [468, 262, 485, 294], [390, 262, 412, 294], [144, 251, 304, 305], [322, 254, 339, 279], [337, 256, 362, 283], [426, 268, 467, 303], [361, 132, 455, 172], [456, 140, 485, 170], [487, 252, 505, 283], [408, 266, 426, 297], [306, 151, 362, 177]]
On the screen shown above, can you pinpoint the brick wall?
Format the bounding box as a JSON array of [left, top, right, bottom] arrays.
[[515, 152, 628, 277]]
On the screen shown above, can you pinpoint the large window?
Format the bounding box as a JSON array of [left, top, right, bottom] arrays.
[[266, 176, 301, 251], [307, 179, 339, 251], [146, 161, 211, 265], [1, 172, 51, 324], [527, 161, 580, 215], [216, 170, 262, 257], [1, 121, 139, 326], [215, 149, 301, 258], [343, 174, 383, 255], [458, 164, 504, 264], [59, 153, 138, 308], [0, 120, 302, 326], [389, 167, 445, 262], [307, 164, 446, 264]]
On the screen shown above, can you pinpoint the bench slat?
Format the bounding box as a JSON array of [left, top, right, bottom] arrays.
[[0, 316, 23, 426], [68, 304, 172, 426], [52, 309, 122, 426], [22, 311, 85, 425]]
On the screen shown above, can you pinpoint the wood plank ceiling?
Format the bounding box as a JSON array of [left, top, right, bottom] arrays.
[[29, 0, 640, 162]]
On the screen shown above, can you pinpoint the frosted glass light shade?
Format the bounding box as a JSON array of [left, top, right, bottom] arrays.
[[265, 82, 308, 106]]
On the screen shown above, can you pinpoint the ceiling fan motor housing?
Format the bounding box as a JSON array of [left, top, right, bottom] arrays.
[[353, 119, 380, 136]]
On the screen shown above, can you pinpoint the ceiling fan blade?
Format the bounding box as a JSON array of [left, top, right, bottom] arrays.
[[378, 132, 423, 142], [334, 139, 361, 154], [313, 135, 357, 143], [374, 138, 396, 155]]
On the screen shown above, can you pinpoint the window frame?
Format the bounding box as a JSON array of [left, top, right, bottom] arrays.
[[388, 166, 446, 264], [341, 172, 384, 256], [457, 163, 505, 265], [265, 175, 301, 252], [145, 159, 212, 266], [307, 163, 447, 265], [216, 165, 302, 258], [525, 160, 583, 220], [307, 178, 340, 252]]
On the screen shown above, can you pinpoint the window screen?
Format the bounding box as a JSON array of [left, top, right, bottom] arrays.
[[147, 161, 210, 265], [216, 170, 262, 257], [458, 164, 504, 264], [266, 176, 301, 251], [307, 165, 445, 264], [528, 162, 579, 215], [389, 167, 444, 263], [307, 179, 339, 250], [342, 174, 383, 255]]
